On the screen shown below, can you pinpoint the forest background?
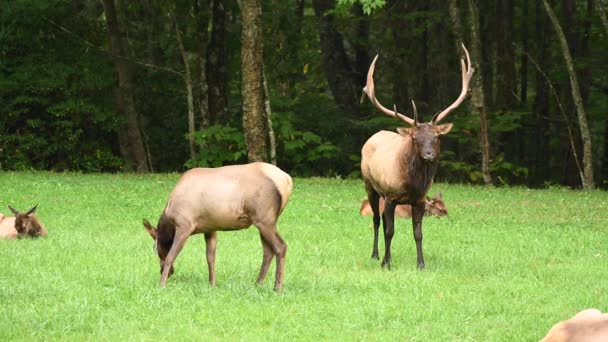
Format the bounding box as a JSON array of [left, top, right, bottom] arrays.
[[1, 0, 607, 189]]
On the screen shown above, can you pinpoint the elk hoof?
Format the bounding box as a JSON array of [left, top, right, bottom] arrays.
[[417, 262, 425, 270], [381, 259, 391, 270], [371, 252, 379, 260]]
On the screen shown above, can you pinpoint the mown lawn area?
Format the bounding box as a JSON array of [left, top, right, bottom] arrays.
[[1, 172, 607, 340]]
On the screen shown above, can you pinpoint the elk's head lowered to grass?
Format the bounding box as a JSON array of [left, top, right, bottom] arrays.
[[360, 43, 473, 269]]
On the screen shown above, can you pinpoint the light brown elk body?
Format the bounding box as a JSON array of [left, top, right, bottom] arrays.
[[143, 162, 292, 291], [541, 308, 608, 342], [361, 44, 473, 269], [0, 205, 47, 239], [359, 192, 447, 218]]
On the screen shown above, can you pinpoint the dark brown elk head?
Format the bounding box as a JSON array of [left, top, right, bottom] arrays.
[[143, 218, 175, 278], [362, 43, 474, 163], [8, 205, 47, 238]]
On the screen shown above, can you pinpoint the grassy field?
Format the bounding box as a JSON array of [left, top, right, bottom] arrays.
[[0, 172, 607, 340]]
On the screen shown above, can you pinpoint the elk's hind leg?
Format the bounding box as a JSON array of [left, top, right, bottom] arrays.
[[381, 200, 397, 269], [204, 232, 217, 287], [366, 188, 381, 259], [256, 233, 275, 286], [256, 223, 287, 291]]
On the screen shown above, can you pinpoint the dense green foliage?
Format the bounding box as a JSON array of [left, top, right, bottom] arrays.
[[1, 173, 607, 339], [1, 0, 607, 187]]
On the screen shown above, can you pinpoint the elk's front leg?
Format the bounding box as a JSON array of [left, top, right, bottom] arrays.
[[381, 200, 396, 269], [204, 232, 217, 287], [412, 201, 426, 270]]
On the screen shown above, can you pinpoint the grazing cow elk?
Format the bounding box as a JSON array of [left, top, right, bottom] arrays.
[[360, 192, 448, 218], [0, 205, 47, 239], [143, 162, 292, 291], [540, 308, 608, 342], [361, 44, 473, 269]]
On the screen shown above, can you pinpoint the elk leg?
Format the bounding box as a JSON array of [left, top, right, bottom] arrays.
[[256, 234, 275, 286], [412, 201, 425, 270], [159, 228, 191, 287], [204, 232, 217, 287], [381, 201, 396, 269], [368, 191, 381, 259], [257, 224, 287, 291]]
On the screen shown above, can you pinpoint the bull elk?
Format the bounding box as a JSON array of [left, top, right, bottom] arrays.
[[143, 162, 292, 291], [360, 43, 473, 269]]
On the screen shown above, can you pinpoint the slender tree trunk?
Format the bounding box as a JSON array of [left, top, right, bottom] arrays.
[[495, 0, 517, 109], [351, 5, 370, 87], [195, 0, 211, 129], [543, 0, 595, 189], [102, 0, 149, 172], [174, 18, 197, 161], [594, 0, 608, 37], [241, 0, 268, 162], [387, 0, 410, 112], [312, 0, 360, 115], [263, 67, 276, 165], [449, 0, 493, 185], [207, 0, 229, 124], [520, 0, 529, 105]]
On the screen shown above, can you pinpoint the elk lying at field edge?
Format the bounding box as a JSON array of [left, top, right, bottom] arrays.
[[540, 308, 608, 342], [359, 192, 447, 218], [0, 205, 47, 239], [143, 162, 292, 291], [361, 43, 474, 269]]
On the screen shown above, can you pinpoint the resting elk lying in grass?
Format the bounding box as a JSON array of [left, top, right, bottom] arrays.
[[0, 205, 47, 239], [359, 192, 447, 218], [361, 43, 474, 269], [540, 308, 608, 342], [143, 162, 292, 291]]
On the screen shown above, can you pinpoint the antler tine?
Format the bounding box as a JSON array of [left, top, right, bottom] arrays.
[[432, 43, 475, 124], [363, 54, 415, 126]]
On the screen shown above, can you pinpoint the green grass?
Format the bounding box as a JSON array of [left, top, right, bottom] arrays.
[[1, 172, 607, 341]]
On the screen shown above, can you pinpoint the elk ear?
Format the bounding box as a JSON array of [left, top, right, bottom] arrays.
[[435, 123, 453, 135], [143, 219, 157, 239], [8, 206, 19, 215], [25, 205, 38, 216], [396, 127, 414, 136], [435, 192, 442, 200]]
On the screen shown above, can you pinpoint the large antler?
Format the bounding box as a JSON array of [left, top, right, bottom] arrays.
[[432, 43, 475, 123], [362, 55, 415, 126]]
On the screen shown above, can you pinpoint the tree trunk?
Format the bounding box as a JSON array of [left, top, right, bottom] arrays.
[[594, 0, 608, 37], [207, 0, 229, 125], [241, 0, 268, 162], [533, 0, 552, 185], [174, 18, 197, 161], [459, 0, 493, 185], [520, 0, 529, 105], [543, 0, 595, 189], [195, 0, 211, 129], [495, 0, 517, 109], [312, 0, 360, 115], [102, 0, 150, 172], [263, 67, 276, 165]]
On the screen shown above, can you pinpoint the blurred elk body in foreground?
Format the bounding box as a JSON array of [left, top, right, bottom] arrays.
[[360, 192, 447, 218], [0, 205, 47, 239], [360, 44, 473, 269], [143, 162, 292, 291], [541, 308, 608, 342]]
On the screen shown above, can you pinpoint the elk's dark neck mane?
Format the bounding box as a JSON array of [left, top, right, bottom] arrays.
[[400, 146, 438, 201], [157, 213, 176, 247]]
